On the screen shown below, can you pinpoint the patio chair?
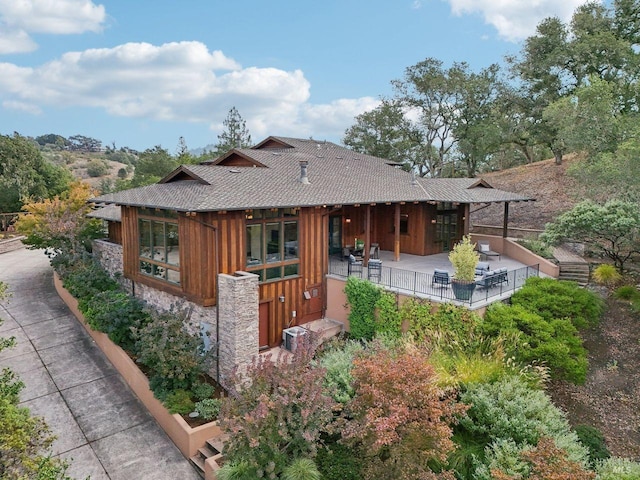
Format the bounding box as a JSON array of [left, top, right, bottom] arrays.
[[432, 268, 450, 288], [477, 242, 501, 261], [348, 254, 363, 276], [369, 243, 380, 259], [475, 261, 490, 276], [368, 259, 382, 281]]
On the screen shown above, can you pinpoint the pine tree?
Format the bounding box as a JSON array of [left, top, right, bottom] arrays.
[[213, 107, 252, 157]]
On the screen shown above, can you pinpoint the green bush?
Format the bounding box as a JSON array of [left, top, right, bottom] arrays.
[[281, 458, 321, 480], [595, 457, 640, 479], [344, 277, 381, 340], [516, 239, 554, 259], [194, 398, 221, 421], [592, 264, 622, 286], [192, 382, 216, 402], [511, 277, 604, 329], [457, 376, 589, 478], [574, 424, 610, 466], [134, 312, 208, 394], [83, 290, 150, 353], [163, 389, 195, 415], [86, 159, 109, 177], [614, 285, 640, 301], [62, 259, 118, 303], [482, 303, 588, 384], [316, 440, 362, 480], [373, 292, 402, 338], [318, 340, 363, 403]]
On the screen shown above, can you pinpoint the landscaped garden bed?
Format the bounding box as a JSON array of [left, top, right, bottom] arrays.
[[54, 272, 224, 458]]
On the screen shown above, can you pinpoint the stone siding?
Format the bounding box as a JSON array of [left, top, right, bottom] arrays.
[[217, 271, 259, 387], [92, 239, 131, 292]]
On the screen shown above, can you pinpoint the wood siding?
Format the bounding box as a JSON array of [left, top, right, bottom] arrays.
[[107, 221, 122, 245]]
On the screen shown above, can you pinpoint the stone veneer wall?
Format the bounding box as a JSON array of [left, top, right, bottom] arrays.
[[92, 239, 221, 380], [217, 271, 259, 387]]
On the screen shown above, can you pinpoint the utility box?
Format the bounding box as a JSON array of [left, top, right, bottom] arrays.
[[282, 326, 308, 353]]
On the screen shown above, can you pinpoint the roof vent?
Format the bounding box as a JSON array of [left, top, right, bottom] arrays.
[[229, 169, 241, 173], [299, 160, 310, 184]]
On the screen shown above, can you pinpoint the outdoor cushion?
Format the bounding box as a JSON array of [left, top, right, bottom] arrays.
[[479, 243, 490, 252], [476, 262, 490, 275]]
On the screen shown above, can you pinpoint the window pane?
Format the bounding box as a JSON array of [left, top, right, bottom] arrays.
[[266, 266, 281, 280], [284, 263, 299, 277], [246, 224, 263, 266], [282, 207, 298, 217], [284, 221, 298, 260], [265, 209, 280, 218], [167, 269, 180, 285], [139, 220, 152, 258], [166, 223, 179, 266], [266, 223, 281, 263], [152, 264, 165, 281], [140, 260, 152, 275], [152, 221, 166, 262]]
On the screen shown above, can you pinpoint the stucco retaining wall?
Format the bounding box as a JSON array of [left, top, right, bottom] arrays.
[[0, 236, 25, 255], [54, 272, 224, 459]]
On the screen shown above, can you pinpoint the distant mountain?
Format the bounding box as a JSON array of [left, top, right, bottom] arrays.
[[189, 144, 216, 157]]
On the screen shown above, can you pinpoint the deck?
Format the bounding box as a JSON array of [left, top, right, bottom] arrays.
[[328, 250, 540, 309]]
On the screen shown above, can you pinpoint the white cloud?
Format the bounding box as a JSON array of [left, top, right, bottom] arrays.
[[446, 0, 596, 42], [0, 40, 376, 139], [0, 0, 106, 54], [3, 99, 41, 114]]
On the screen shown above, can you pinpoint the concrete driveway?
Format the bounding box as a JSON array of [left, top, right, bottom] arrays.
[[0, 247, 200, 480]]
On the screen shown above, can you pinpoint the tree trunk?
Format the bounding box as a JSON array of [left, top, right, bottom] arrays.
[[554, 149, 563, 165]]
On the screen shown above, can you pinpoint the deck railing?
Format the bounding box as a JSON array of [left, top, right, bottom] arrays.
[[328, 258, 540, 306]]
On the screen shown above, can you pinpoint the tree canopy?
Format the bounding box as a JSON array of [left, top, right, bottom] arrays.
[[211, 107, 252, 158]]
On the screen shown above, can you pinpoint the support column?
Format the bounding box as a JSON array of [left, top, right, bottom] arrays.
[[364, 205, 371, 266], [463, 203, 471, 236], [394, 204, 400, 261], [503, 202, 510, 238]]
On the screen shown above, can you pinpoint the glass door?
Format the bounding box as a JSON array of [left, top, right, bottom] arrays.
[[328, 215, 342, 255], [436, 213, 457, 252]]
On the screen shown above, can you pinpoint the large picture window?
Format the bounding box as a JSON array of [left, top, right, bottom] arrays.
[[138, 209, 180, 285], [245, 209, 299, 282]]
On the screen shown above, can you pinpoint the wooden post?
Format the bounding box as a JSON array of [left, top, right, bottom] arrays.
[[503, 202, 509, 238], [463, 203, 470, 236], [394, 204, 400, 261], [364, 205, 371, 266]]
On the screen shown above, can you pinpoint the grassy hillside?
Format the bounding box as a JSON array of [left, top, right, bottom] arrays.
[[472, 154, 584, 231]]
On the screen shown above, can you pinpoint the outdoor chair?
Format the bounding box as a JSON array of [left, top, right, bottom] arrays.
[[369, 243, 380, 259], [432, 268, 450, 288], [348, 254, 363, 276], [475, 261, 490, 276], [477, 242, 501, 261], [367, 259, 382, 281], [475, 267, 509, 289]]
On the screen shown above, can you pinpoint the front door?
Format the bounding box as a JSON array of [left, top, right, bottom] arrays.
[[328, 215, 342, 256], [436, 213, 458, 252]]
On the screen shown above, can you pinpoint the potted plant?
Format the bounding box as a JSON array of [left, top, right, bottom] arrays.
[[448, 235, 480, 301]]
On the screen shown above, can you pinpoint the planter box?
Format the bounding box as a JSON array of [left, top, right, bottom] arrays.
[[54, 272, 223, 459]]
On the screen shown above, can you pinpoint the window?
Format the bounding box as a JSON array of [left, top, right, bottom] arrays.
[[245, 209, 299, 282], [138, 209, 180, 285]]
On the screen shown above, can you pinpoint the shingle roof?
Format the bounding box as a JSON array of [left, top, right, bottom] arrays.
[[92, 137, 534, 211], [87, 204, 122, 221]]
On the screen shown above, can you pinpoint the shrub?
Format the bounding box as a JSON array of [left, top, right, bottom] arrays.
[[401, 297, 433, 341], [194, 398, 221, 421], [516, 239, 554, 259], [341, 340, 463, 480], [344, 277, 381, 340], [592, 264, 622, 286], [318, 340, 363, 403], [83, 290, 150, 353], [134, 311, 207, 394], [574, 424, 610, 466], [163, 389, 195, 415], [316, 440, 362, 480], [219, 342, 336, 478], [510, 277, 603, 329], [482, 303, 588, 384], [457, 376, 589, 478], [595, 457, 640, 479], [86, 159, 109, 177], [192, 382, 216, 402], [449, 235, 480, 282], [614, 285, 640, 301], [62, 259, 118, 303], [281, 458, 321, 480], [373, 291, 402, 338]]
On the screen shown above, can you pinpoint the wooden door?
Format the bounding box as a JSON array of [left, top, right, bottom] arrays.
[[259, 301, 270, 350], [303, 283, 323, 322]]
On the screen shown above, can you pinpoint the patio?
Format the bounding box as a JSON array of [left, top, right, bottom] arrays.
[[328, 250, 540, 309]]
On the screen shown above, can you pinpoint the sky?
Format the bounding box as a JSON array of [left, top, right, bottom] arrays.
[[0, 0, 595, 153]]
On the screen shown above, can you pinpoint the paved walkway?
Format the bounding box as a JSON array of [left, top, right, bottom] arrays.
[[0, 248, 200, 480]]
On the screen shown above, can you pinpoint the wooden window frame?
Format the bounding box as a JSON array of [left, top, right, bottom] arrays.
[[138, 212, 180, 285]]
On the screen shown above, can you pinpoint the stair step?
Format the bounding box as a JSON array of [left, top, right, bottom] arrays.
[[190, 455, 205, 477], [198, 445, 216, 459], [206, 437, 226, 455]]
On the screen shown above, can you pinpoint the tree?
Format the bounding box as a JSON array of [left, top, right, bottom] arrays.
[[16, 181, 104, 257], [541, 199, 640, 272], [219, 341, 336, 478], [341, 341, 464, 480], [68, 134, 102, 152], [0, 133, 72, 213], [130, 146, 178, 187], [212, 107, 252, 158], [176, 136, 194, 164]]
